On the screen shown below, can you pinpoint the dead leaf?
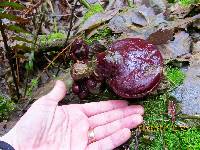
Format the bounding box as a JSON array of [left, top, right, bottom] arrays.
[[168, 3, 193, 19], [192, 41, 200, 54], [78, 9, 119, 32], [158, 31, 192, 59], [108, 5, 167, 38], [105, 0, 126, 11], [149, 0, 167, 14], [193, 19, 200, 30], [108, 5, 154, 33], [147, 29, 174, 45], [162, 14, 200, 30], [136, 5, 155, 24]]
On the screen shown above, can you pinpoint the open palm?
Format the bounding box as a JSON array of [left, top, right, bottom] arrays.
[[1, 80, 144, 150]]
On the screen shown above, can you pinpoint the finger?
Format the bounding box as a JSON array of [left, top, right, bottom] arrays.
[[82, 100, 128, 117], [87, 128, 131, 150], [89, 105, 144, 128], [35, 80, 66, 105], [92, 114, 142, 141]]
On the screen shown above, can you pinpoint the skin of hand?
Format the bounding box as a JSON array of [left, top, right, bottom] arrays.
[[0, 80, 144, 150]]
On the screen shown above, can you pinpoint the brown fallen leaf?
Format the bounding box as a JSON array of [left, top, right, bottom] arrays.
[[161, 14, 200, 30], [105, 0, 126, 11], [147, 29, 174, 45], [78, 9, 119, 32], [148, 0, 167, 14], [192, 41, 200, 54], [158, 31, 192, 60], [168, 3, 193, 19], [108, 5, 156, 33]]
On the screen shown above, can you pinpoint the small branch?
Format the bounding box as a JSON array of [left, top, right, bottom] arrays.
[[0, 20, 20, 100], [56, 0, 79, 76], [33, 13, 45, 49], [64, 0, 79, 46]]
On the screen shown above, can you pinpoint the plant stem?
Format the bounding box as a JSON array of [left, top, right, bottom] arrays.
[[127, 0, 134, 7], [79, 0, 91, 9], [0, 19, 20, 100]]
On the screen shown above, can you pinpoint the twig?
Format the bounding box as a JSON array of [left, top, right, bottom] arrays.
[[44, 43, 72, 71], [0, 20, 20, 100], [64, 0, 79, 46], [56, 0, 79, 76], [134, 128, 141, 150], [15, 48, 20, 83], [33, 13, 45, 49]]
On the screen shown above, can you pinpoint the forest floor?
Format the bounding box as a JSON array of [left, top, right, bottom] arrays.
[[0, 0, 200, 149]]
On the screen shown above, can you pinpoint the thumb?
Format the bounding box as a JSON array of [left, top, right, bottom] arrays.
[[37, 80, 67, 104]]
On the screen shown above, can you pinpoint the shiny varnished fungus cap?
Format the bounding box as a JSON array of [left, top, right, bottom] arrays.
[[96, 38, 163, 98]]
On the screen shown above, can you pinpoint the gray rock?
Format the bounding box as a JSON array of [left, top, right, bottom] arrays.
[[171, 64, 200, 115]]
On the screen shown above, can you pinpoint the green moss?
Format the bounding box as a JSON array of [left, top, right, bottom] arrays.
[[138, 94, 200, 149], [178, 0, 199, 6], [40, 32, 66, 45], [0, 94, 15, 121], [165, 67, 185, 88], [85, 27, 112, 45], [26, 78, 39, 97], [138, 127, 200, 150], [130, 87, 200, 149], [164, 127, 200, 149], [83, 3, 104, 22], [168, 0, 199, 6]]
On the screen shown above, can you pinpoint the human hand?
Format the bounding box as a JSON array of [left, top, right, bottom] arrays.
[[1, 80, 144, 150]]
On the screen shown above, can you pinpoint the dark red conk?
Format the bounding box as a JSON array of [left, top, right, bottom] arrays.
[[95, 38, 163, 98], [70, 38, 163, 99]]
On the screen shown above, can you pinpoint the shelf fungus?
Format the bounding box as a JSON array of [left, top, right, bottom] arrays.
[[70, 38, 163, 99]]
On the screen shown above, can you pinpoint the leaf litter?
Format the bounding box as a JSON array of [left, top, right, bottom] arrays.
[[1, 0, 200, 149]]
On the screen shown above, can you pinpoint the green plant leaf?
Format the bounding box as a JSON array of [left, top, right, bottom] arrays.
[[0, 1, 25, 10], [25, 60, 33, 71], [12, 44, 32, 52], [11, 36, 33, 43], [25, 51, 34, 71], [0, 94, 15, 121], [0, 8, 4, 12], [0, 13, 27, 23], [7, 25, 29, 33], [0, 12, 17, 20], [83, 3, 104, 22]]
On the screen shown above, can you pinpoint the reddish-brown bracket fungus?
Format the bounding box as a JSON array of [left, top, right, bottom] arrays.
[[95, 38, 163, 98], [70, 38, 163, 99]]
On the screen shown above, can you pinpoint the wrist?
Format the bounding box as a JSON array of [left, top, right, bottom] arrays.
[[0, 140, 15, 150], [1, 132, 17, 150]]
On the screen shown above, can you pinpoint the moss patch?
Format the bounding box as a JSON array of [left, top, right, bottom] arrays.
[[178, 0, 199, 6], [137, 127, 200, 149], [40, 32, 66, 46], [85, 27, 112, 45], [0, 94, 15, 121], [83, 3, 104, 22], [165, 67, 185, 89], [168, 0, 199, 6]]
